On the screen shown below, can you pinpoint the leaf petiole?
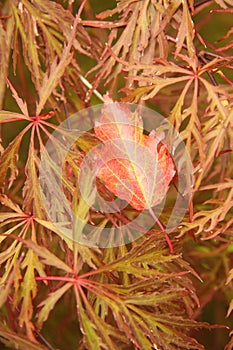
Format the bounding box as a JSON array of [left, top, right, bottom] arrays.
[[148, 207, 174, 253]]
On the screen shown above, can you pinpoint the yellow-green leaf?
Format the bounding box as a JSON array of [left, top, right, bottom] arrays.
[[37, 282, 72, 328]]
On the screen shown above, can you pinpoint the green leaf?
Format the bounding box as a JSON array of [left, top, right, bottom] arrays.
[[0, 268, 15, 308], [22, 237, 73, 273], [36, 54, 72, 115], [0, 111, 28, 123], [72, 165, 96, 242], [23, 146, 46, 216], [112, 304, 154, 350], [74, 243, 102, 270], [76, 288, 129, 350], [12, 1, 42, 91], [6, 79, 29, 116], [0, 128, 29, 188], [19, 249, 46, 338], [37, 282, 72, 328], [125, 289, 186, 306], [0, 21, 10, 109], [34, 217, 75, 249], [0, 212, 24, 222], [0, 194, 25, 214], [175, 0, 195, 58], [127, 307, 206, 350], [78, 303, 103, 350], [36, 14, 81, 115], [94, 235, 179, 278]]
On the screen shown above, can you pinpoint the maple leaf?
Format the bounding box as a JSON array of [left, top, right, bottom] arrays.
[[93, 97, 175, 252]]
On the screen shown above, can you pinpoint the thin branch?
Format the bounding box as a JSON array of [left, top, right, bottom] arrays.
[[80, 20, 127, 28], [198, 55, 218, 86], [34, 329, 56, 350], [79, 74, 104, 102], [194, 0, 212, 9]]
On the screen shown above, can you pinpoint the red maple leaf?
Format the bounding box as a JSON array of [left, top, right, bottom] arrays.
[[93, 97, 176, 251]]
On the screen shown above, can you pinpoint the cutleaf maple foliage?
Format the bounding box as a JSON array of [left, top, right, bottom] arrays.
[[0, 0, 233, 350]]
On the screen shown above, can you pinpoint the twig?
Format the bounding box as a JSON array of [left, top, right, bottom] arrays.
[[148, 207, 174, 253], [79, 74, 104, 102], [80, 20, 127, 28], [193, 0, 212, 9], [34, 329, 56, 350], [198, 55, 218, 86]]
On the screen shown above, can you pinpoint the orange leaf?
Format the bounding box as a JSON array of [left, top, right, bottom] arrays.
[[94, 97, 175, 211]]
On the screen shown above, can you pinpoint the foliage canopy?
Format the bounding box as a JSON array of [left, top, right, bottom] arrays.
[[0, 0, 233, 349]]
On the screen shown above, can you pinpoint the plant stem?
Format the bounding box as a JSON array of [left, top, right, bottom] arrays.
[[148, 207, 174, 253]]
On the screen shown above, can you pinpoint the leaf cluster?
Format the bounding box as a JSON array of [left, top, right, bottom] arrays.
[[0, 0, 233, 349]]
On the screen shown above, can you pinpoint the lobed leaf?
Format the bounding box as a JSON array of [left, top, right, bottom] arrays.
[[94, 99, 175, 211], [19, 249, 46, 340], [22, 146, 46, 217], [6, 79, 29, 116], [0, 127, 31, 188], [22, 237, 73, 273], [175, 0, 195, 59], [0, 16, 14, 109], [0, 111, 29, 123], [76, 287, 130, 350], [36, 282, 73, 328]]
